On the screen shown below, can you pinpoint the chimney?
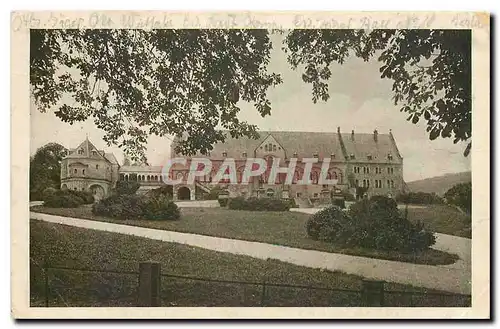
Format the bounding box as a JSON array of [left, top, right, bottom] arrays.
[[351, 130, 355, 141], [374, 129, 378, 142]]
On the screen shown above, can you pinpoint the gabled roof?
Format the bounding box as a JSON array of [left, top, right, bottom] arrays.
[[171, 129, 403, 164], [172, 130, 344, 160], [65, 137, 118, 165], [340, 131, 403, 164]]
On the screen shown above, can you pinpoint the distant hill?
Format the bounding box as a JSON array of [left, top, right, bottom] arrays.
[[406, 171, 471, 196]]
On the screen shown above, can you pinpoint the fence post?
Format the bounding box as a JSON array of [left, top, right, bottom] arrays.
[[361, 279, 385, 306], [138, 262, 161, 307], [260, 281, 267, 307]]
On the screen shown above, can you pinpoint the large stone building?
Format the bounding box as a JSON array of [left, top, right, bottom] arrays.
[[61, 128, 404, 202], [60, 137, 120, 200], [168, 128, 404, 201]]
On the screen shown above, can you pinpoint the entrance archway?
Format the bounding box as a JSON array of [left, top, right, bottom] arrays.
[[89, 184, 105, 202], [61, 184, 68, 190], [177, 186, 191, 200]]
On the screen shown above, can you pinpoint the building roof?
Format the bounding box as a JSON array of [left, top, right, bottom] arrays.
[[341, 131, 403, 164], [172, 129, 402, 164], [64, 137, 120, 165]]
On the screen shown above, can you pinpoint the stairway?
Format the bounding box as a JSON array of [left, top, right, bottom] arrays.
[[294, 197, 313, 208], [195, 181, 212, 193]]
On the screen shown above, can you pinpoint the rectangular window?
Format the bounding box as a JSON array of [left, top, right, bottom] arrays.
[[387, 180, 391, 189], [96, 165, 99, 169], [74, 169, 77, 174], [366, 167, 370, 174], [355, 179, 359, 187], [82, 169, 85, 175], [367, 180, 370, 188]]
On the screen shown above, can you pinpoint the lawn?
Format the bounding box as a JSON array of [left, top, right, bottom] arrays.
[[404, 204, 471, 238], [31, 205, 459, 266], [30, 219, 470, 307]]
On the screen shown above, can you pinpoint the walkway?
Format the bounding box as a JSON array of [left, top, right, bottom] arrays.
[[30, 211, 471, 294]]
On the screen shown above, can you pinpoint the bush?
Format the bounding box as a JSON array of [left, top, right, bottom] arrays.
[[114, 181, 141, 195], [341, 191, 356, 201], [306, 196, 436, 252], [142, 194, 180, 221], [218, 197, 229, 207], [306, 206, 348, 240], [42, 187, 58, 200], [92, 194, 145, 220], [332, 198, 346, 209], [44, 190, 84, 208], [228, 197, 290, 211], [146, 185, 173, 199], [206, 186, 224, 200], [92, 193, 181, 221], [288, 198, 298, 208], [444, 182, 471, 213], [67, 190, 95, 204]]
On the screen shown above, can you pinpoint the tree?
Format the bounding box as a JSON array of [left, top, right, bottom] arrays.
[[30, 29, 281, 161], [444, 182, 472, 213], [284, 29, 471, 156], [31, 29, 471, 159], [30, 143, 68, 199]]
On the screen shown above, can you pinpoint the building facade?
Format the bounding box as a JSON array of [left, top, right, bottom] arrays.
[[168, 128, 404, 202], [62, 128, 404, 202]]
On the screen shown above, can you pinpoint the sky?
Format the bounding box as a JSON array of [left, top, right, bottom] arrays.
[[30, 32, 471, 182]]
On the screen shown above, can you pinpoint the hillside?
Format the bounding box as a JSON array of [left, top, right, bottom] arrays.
[[406, 171, 471, 196]]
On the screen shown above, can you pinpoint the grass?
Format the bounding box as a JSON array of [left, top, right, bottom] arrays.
[[31, 205, 459, 266], [30, 219, 470, 307], [404, 204, 471, 238]]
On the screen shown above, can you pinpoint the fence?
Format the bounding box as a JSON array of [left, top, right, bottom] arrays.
[[31, 261, 471, 307]]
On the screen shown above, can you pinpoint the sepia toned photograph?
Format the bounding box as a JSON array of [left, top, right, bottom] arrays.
[[11, 11, 489, 319]]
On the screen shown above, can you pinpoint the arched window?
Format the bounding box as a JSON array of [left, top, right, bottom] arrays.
[[264, 144, 268, 151], [273, 145, 277, 152]]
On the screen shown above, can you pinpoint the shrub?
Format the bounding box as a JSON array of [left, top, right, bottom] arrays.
[[92, 194, 145, 220], [332, 198, 346, 209], [146, 185, 173, 199], [42, 187, 58, 200], [288, 198, 298, 208], [228, 197, 290, 211], [206, 186, 224, 200], [67, 190, 95, 204], [218, 198, 229, 207], [444, 182, 471, 213], [306, 206, 348, 240], [114, 181, 141, 195], [341, 191, 356, 201], [44, 190, 84, 208], [307, 196, 436, 252], [142, 194, 180, 221]]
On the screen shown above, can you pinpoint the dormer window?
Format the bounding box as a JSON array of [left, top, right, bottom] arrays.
[[293, 152, 298, 158], [78, 149, 84, 155], [367, 154, 373, 160], [92, 150, 97, 156], [350, 154, 355, 160], [330, 153, 335, 159], [242, 152, 247, 158], [388, 153, 393, 160], [313, 152, 318, 158], [222, 151, 227, 157]]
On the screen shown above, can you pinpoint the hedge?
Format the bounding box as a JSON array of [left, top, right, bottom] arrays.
[[43, 190, 85, 208], [306, 196, 436, 252], [227, 197, 290, 211], [92, 193, 180, 221]]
